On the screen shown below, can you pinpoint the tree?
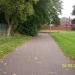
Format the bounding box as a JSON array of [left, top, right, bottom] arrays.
[[72, 18, 75, 24], [0, 0, 62, 36], [33, 0, 62, 26], [51, 15, 60, 26], [72, 5, 75, 30], [17, 0, 62, 36], [0, 0, 39, 36], [72, 5, 75, 15]]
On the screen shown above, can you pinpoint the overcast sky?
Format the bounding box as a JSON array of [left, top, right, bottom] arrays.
[[60, 0, 75, 18]]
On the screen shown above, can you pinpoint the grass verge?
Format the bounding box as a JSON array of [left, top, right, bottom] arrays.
[[49, 31, 75, 60], [0, 35, 31, 58]]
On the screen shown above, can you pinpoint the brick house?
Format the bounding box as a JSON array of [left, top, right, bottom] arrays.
[[50, 17, 72, 30], [60, 17, 72, 30]]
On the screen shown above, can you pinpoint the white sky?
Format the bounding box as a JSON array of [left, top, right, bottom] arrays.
[[59, 0, 75, 18]]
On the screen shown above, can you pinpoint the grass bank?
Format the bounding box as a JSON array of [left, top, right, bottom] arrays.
[[0, 35, 31, 58], [50, 31, 75, 60]]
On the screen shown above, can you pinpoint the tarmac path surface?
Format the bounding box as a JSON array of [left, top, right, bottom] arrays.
[[0, 33, 75, 75]]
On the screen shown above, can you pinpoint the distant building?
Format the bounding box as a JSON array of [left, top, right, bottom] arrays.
[[60, 17, 71, 26], [60, 17, 72, 30], [49, 17, 72, 30]]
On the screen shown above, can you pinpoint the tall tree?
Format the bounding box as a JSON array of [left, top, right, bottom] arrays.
[[35, 0, 62, 24], [72, 5, 75, 15], [18, 0, 62, 36], [0, 0, 62, 36], [0, 0, 39, 36]]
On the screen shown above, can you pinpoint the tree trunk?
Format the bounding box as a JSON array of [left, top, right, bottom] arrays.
[[7, 25, 12, 36]]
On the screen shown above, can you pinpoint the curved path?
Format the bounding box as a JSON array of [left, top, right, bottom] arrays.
[[0, 33, 75, 75]]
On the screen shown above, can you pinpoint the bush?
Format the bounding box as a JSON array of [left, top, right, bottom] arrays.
[[72, 18, 75, 30], [17, 16, 41, 36]]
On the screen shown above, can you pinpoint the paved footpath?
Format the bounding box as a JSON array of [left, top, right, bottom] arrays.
[[0, 33, 75, 75]]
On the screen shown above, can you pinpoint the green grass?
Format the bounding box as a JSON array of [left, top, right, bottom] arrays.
[[50, 31, 75, 60], [0, 35, 31, 58]]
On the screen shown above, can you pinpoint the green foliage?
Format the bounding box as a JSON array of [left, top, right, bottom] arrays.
[[0, 12, 6, 23], [72, 18, 75, 24], [0, 0, 36, 23], [17, 15, 40, 36], [17, 0, 62, 36], [0, 0, 62, 36], [72, 5, 75, 15], [71, 18, 75, 30], [0, 0, 39, 35], [51, 15, 60, 26]]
